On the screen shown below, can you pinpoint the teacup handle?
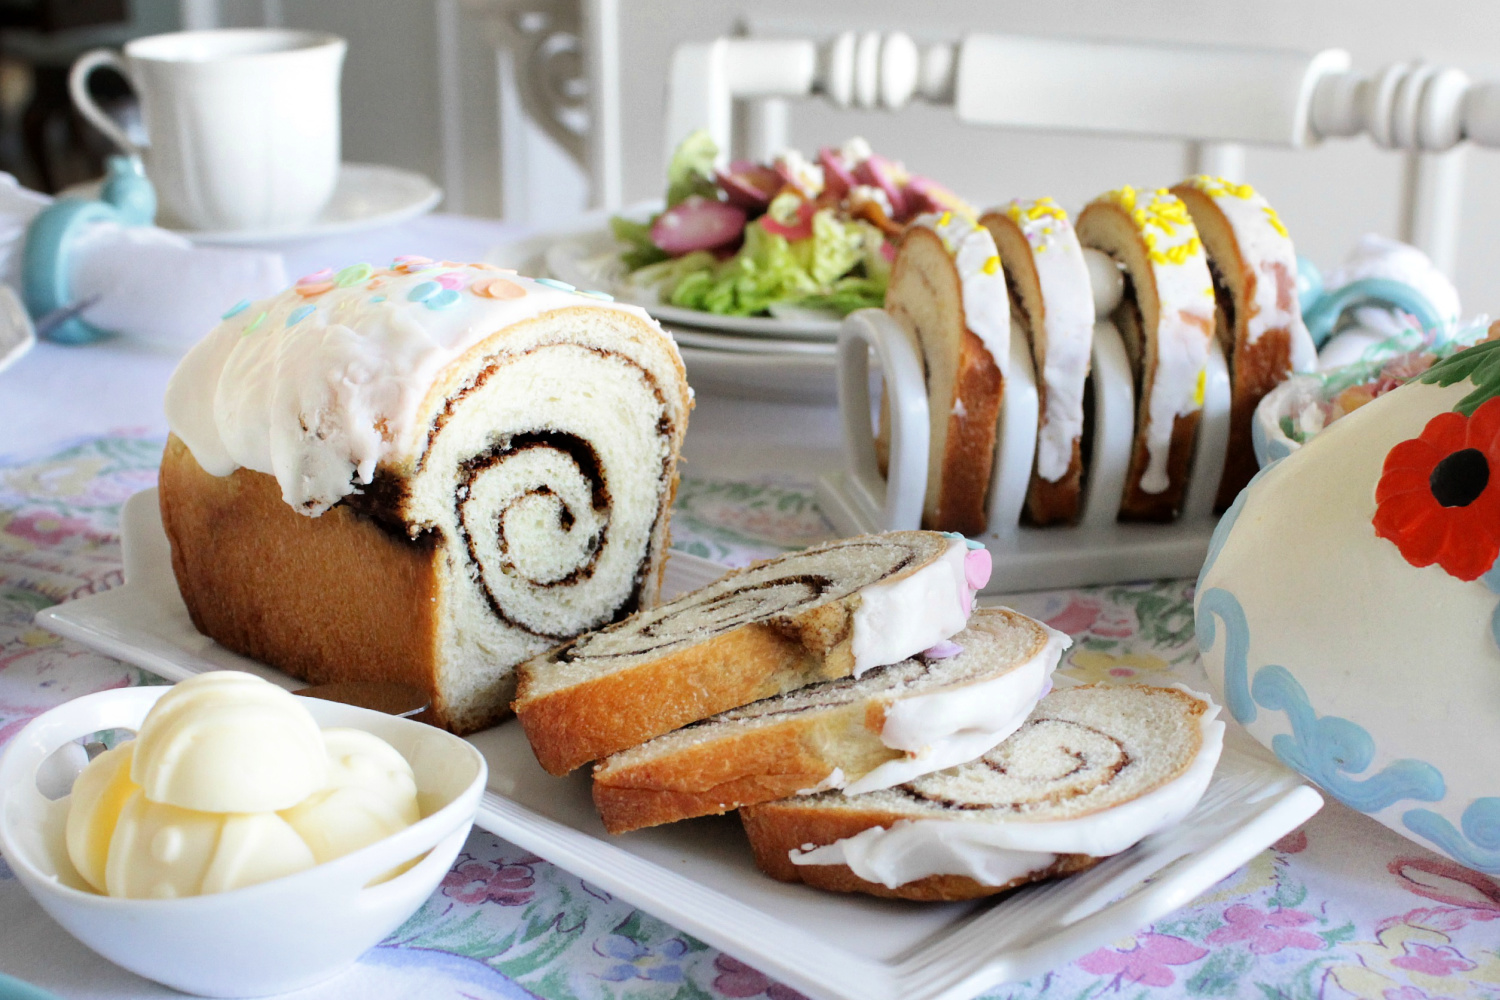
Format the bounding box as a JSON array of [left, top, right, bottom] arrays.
[[837, 308, 929, 531], [69, 49, 142, 157]]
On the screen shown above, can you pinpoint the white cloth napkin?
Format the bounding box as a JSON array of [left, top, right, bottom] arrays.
[[0, 172, 287, 351]]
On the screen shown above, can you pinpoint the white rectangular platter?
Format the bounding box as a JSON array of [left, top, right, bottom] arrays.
[[37, 489, 1323, 1000]]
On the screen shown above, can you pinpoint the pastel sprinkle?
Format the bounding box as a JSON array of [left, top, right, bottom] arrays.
[[222, 299, 250, 319], [965, 548, 992, 590], [922, 640, 963, 660], [296, 267, 333, 285], [535, 277, 575, 292], [939, 531, 965, 540], [242, 311, 267, 335], [296, 281, 334, 298], [579, 289, 614, 301], [393, 254, 431, 265], [963, 538, 984, 550], [425, 288, 460, 310], [981, 255, 1000, 276], [370, 295, 386, 304], [434, 271, 466, 290], [474, 278, 526, 300], [287, 304, 315, 326], [408, 281, 440, 303], [335, 263, 373, 287]]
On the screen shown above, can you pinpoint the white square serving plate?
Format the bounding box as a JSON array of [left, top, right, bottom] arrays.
[[37, 489, 1323, 1000]]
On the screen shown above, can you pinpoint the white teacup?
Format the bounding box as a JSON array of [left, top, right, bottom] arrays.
[[69, 29, 346, 233]]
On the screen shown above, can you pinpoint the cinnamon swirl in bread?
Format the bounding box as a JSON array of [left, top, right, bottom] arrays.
[[980, 199, 1096, 526], [741, 684, 1223, 901], [588, 607, 1068, 834], [1170, 177, 1316, 509], [882, 212, 1011, 535], [159, 260, 690, 734], [1077, 188, 1216, 522], [515, 531, 989, 775]]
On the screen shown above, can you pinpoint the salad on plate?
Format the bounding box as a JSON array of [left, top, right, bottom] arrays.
[[610, 132, 969, 319]]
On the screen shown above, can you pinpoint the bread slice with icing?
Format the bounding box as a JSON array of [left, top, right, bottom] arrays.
[[1171, 177, 1317, 509], [882, 212, 1011, 535], [589, 607, 1068, 834], [514, 531, 987, 775], [740, 683, 1223, 901], [981, 199, 1096, 526], [1076, 188, 1216, 522]]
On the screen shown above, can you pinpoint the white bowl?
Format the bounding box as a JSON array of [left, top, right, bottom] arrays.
[[0, 685, 486, 997]]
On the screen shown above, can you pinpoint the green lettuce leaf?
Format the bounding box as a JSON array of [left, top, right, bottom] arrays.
[[610, 214, 669, 270], [665, 130, 720, 209]]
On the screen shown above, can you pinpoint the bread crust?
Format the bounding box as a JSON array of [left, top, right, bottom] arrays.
[[886, 226, 1004, 536], [1170, 183, 1299, 510], [739, 802, 1097, 901], [515, 614, 856, 776], [156, 437, 487, 730]]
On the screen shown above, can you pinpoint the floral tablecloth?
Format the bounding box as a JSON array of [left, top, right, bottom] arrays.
[[3, 434, 1499, 1000]]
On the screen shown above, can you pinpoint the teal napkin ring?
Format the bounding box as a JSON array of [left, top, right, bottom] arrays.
[[1296, 255, 1446, 348], [22, 155, 156, 345]]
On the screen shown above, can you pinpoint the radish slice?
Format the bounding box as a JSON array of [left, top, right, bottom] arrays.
[[717, 162, 782, 211], [650, 197, 747, 254], [761, 197, 815, 242], [904, 176, 965, 216], [819, 148, 855, 200], [854, 155, 907, 220]]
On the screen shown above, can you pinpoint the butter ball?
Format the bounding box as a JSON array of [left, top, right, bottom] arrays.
[[280, 728, 420, 865], [64, 742, 139, 893], [130, 672, 327, 813], [104, 793, 316, 899]]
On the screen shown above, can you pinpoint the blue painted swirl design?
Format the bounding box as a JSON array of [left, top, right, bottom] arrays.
[[1404, 799, 1500, 874], [1196, 588, 1445, 815]]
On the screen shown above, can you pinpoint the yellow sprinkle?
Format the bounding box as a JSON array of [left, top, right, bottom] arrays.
[[1193, 369, 1207, 407], [982, 255, 1001, 275], [1005, 202, 1023, 222], [938, 211, 952, 228], [1263, 205, 1289, 238]]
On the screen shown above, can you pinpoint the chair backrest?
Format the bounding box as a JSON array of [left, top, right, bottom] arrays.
[[656, 29, 1499, 277]]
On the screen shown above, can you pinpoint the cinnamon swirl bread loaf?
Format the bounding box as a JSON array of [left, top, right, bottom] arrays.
[[1077, 188, 1216, 522], [981, 199, 1096, 526], [741, 684, 1223, 901], [1170, 177, 1317, 509], [883, 212, 1011, 535], [589, 607, 1068, 834], [515, 531, 989, 775], [160, 260, 690, 734]]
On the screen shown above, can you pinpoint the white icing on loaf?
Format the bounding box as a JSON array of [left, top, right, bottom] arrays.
[[164, 260, 663, 515], [1000, 198, 1095, 482], [911, 211, 1010, 375], [1183, 176, 1316, 373]]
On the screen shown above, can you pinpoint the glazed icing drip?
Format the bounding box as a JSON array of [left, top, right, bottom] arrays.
[[1002, 198, 1095, 482], [1184, 176, 1316, 373], [913, 210, 1011, 375], [1098, 187, 1216, 494], [164, 260, 656, 515]]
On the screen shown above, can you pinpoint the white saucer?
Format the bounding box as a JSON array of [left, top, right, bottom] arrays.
[[63, 163, 443, 246]]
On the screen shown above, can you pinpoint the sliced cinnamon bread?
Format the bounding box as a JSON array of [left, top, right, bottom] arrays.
[[1076, 188, 1216, 522], [741, 683, 1223, 901], [514, 531, 985, 775], [1171, 177, 1316, 509], [589, 607, 1067, 834], [883, 212, 1011, 535]]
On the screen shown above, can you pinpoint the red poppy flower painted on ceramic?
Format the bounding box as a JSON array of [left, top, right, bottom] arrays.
[[1373, 396, 1500, 581]]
